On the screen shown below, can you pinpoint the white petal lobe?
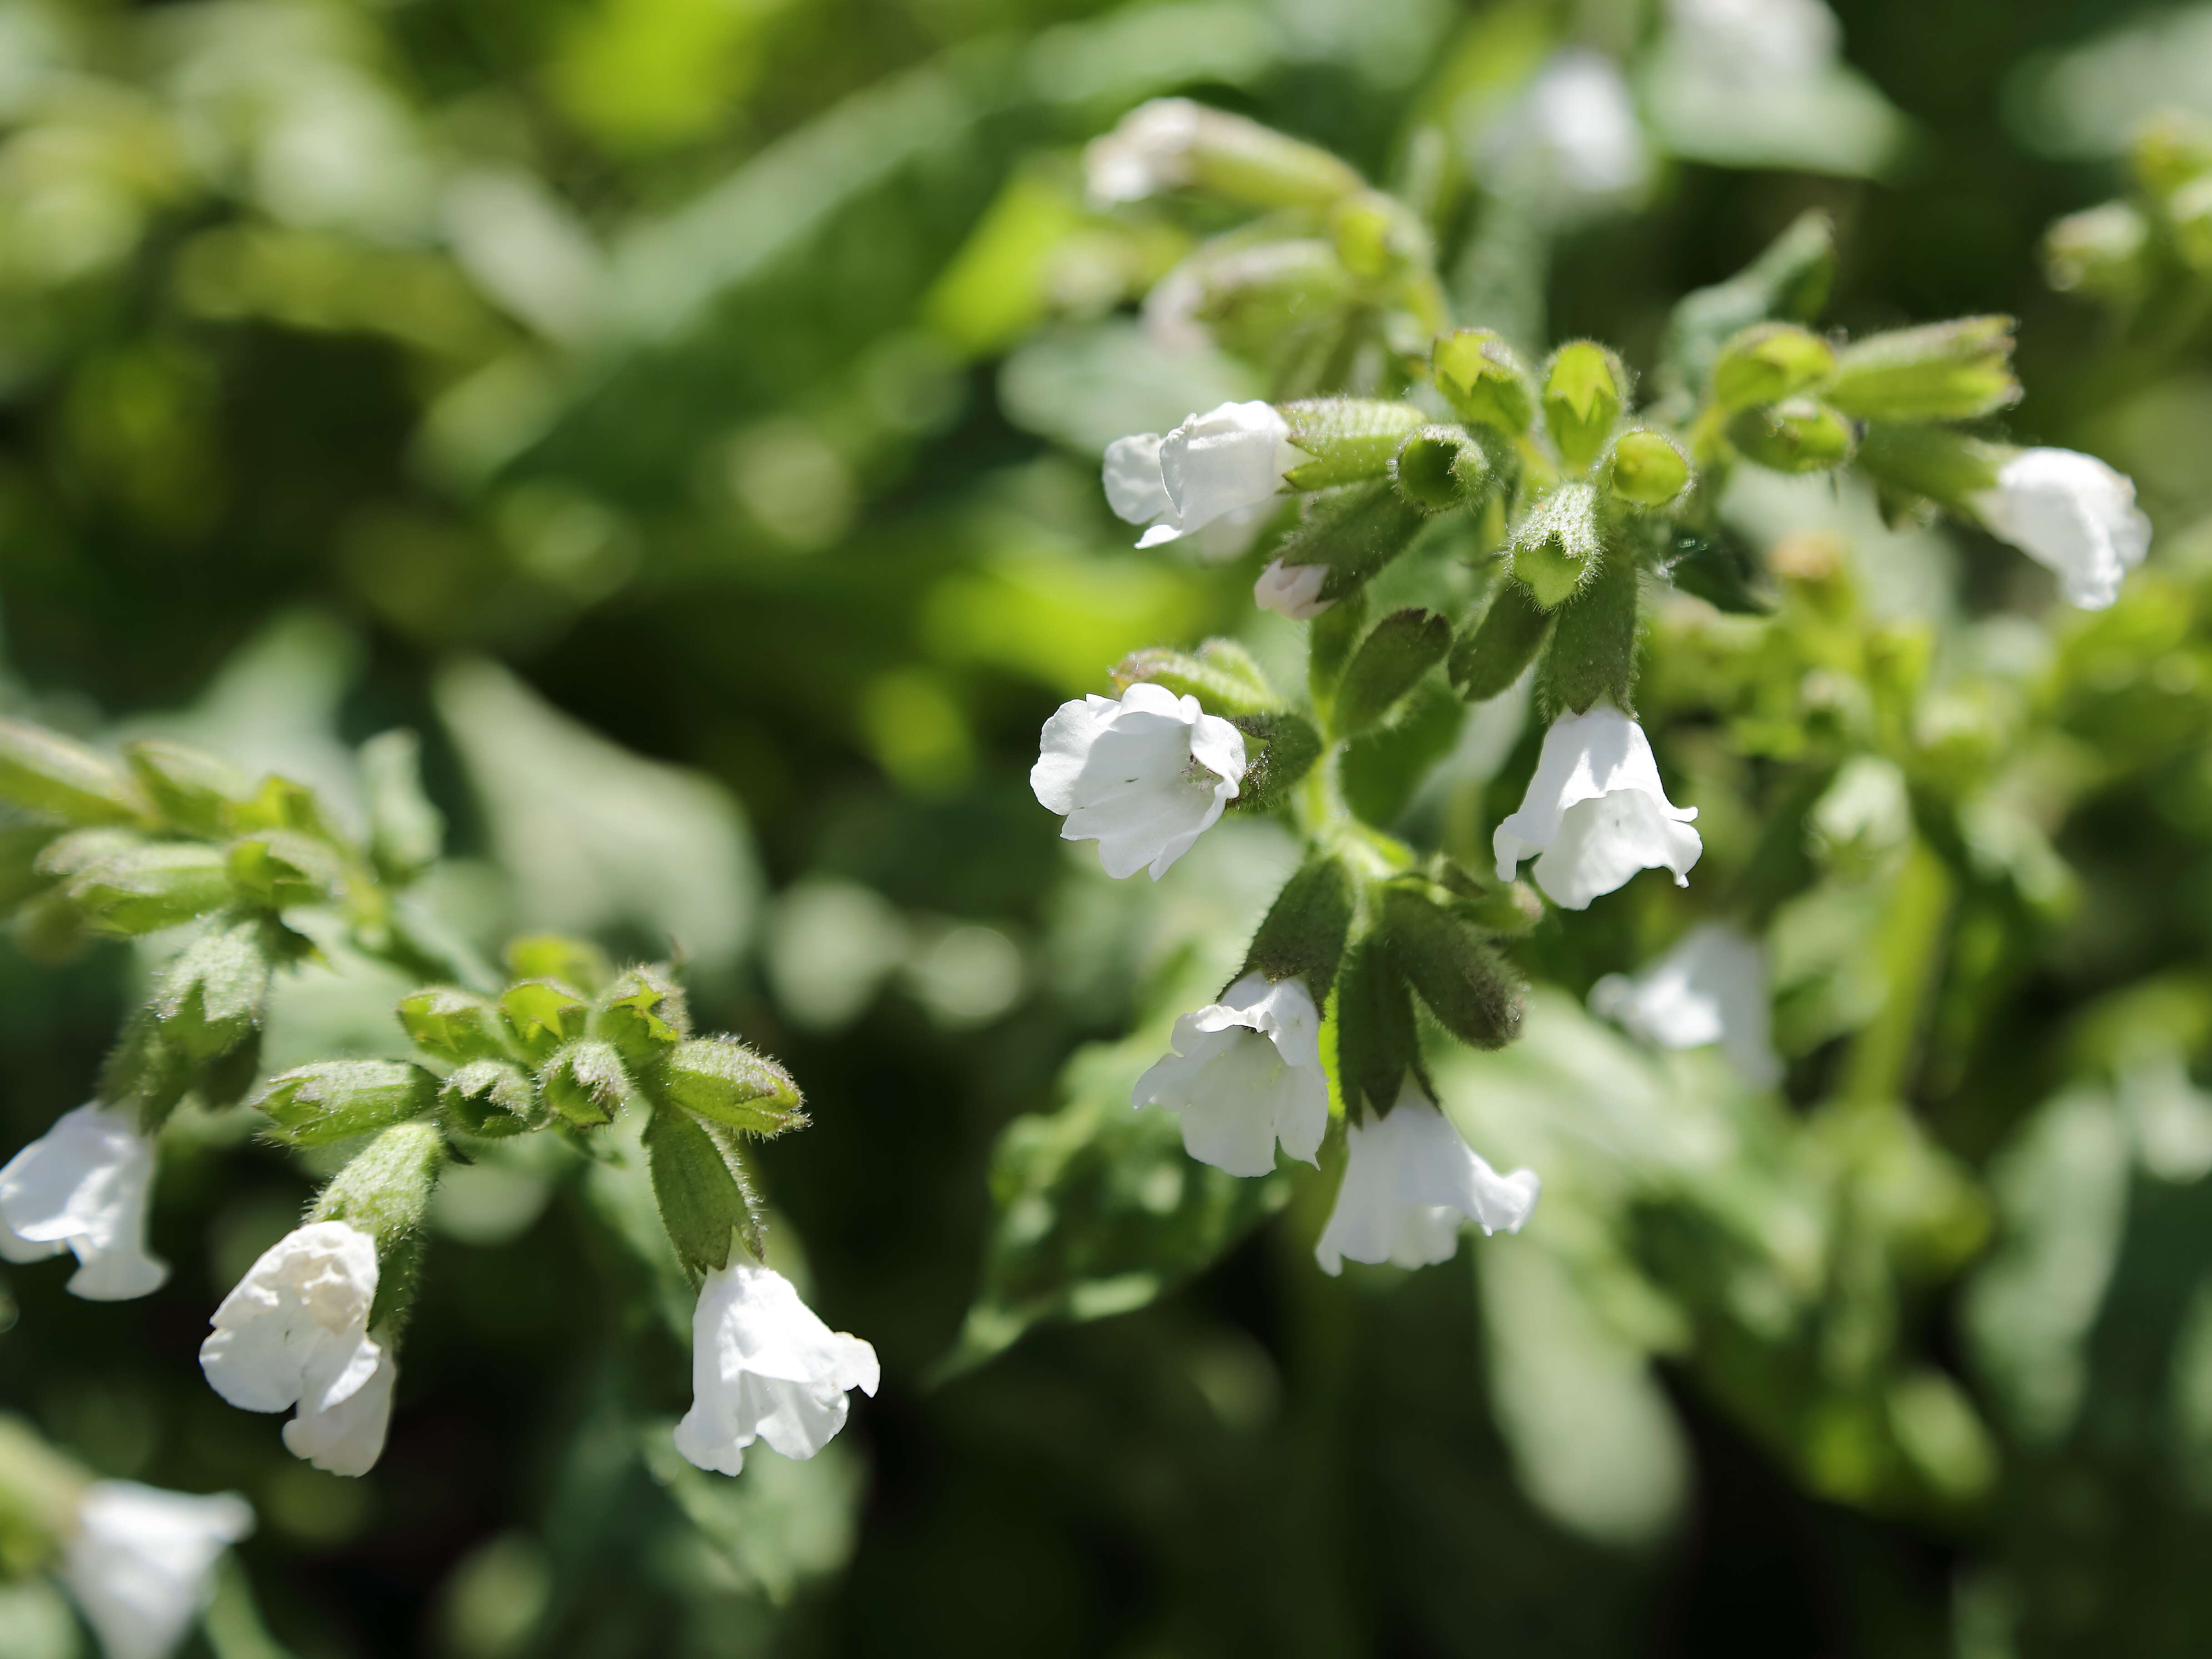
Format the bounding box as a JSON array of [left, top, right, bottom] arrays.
[[1493, 705, 1700, 909], [1315, 1083, 1539, 1275], [0, 1102, 168, 1301], [61, 1480, 253, 1659], [1133, 974, 1330, 1176], [1030, 684, 1245, 880], [674, 1263, 879, 1478]]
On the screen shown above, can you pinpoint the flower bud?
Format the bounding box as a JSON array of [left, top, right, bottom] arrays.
[[1542, 342, 1628, 473], [1390, 426, 1494, 513], [539, 1039, 632, 1129], [504, 934, 609, 993], [2129, 111, 2212, 201], [1510, 482, 1604, 610], [225, 775, 336, 840], [1710, 323, 1836, 412], [1333, 609, 1452, 736], [1240, 855, 1355, 998], [1379, 881, 1526, 1050], [1333, 934, 1422, 1120], [226, 830, 344, 910], [68, 844, 232, 935], [500, 979, 590, 1066], [0, 721, 147, 827], [1534, 536, 1640, 719], [1158, 241, 1356, 362], [359, 730, 444, 886], [643, 1102, 763, 1277], [124, 740, 249, 838], [1726, 398, 1854, 473], [153, 915, 272, 1062], [1224, 712, 1322, 813], [593, 964, 693, 1071], [1432, 329, 1536, 434], [256, 1061, 441, 1147], [1448, 583, 1552, 703], [654, 1038, 806, 1137], [1086, 99, 1364, 211], [1278, 399, 1426, 490], [1825, 317, 2019, 422], [440, 1060, 543, 1138], [1271, 482, 1429, 606], [1606, 429, 1691, 508], [1852, 423, 2002, 511], [1110, 640, 1280, 718], [398, 987, 515, 1066], [2044, 202, 2150, 301]]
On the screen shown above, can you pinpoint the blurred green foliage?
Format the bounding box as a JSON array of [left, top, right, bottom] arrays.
[[10, 0, 2212, 1655]]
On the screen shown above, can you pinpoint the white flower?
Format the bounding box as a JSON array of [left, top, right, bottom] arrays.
[[0, 1103, 168, 1302], [673, 1262, 879, 1477], [60, 1481, 254, 1659], [1031, 683, 1246, 880], [1488, 50, 1651, 205], [1253, 558, 1333, 619], [199, 1220, 392, 1477], [1666, 0, 1838, 84], [1973, 447, 2151, 610], [1084, 97, 1202, 205], [1590, 924, 1782, 1087], [1315, 1081, 1539, 1275], [1131, 974, 1329, 1176], [1102, 401, 1300, 549], [1493, 705, 1701, 910]]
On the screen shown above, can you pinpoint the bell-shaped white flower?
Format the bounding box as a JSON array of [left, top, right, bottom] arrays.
[[1315, 1082, 1540, 1275], [673, 1262, 880, 1477], [1488, 50, 1650, 205], [60, 1480, 254, 1659], [1131, 974, 1329, 1177], [1102, 401, 1301, 549], [1083, 97, 1202, 205], [1666, 0, 1838, 84], [0, 1102, 168, 1301], [1253, 558, 1332, 619], [1031, 682, 1246, 880], [200, 1221, 392, 1477], [1590, 924, 1782, 1088], [1972, 447, 2151, 610], [1493, 704, 1701, 910]]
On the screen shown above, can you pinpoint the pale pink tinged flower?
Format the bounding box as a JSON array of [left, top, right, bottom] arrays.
[[1315, 1081, 1540, 1275], [1132, 974, 1328, 1176], [1031, 683, 1246, 880], [674, 1263, 879, 1477], [0, 1102, 168, 1301], [1493, 705, 1701, 909]]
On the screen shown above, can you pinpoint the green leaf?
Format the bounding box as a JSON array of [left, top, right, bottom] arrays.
[[1449, 581, 1552, 703], [1109, 639, 1281, 718], [67, 843, 233, 935], [1658, 210, 1835, 400], [124, 739, 250, 838], [1240, 855, 1355, 999], [1535, 538, 1640, 719], [1225, 711, 1322, 814], [643, 1101, 763, 1278], [0, 720, 148, 827], [1333, 608, 1453, 737], [152, 914, 273, 1061], [1272, 482, 1429, 604], [1334, 932, 1421, 1119], [1341, 680, 1467, 828], [1379, 880, 1525, 1050], [255, 1060, 442, 1146]]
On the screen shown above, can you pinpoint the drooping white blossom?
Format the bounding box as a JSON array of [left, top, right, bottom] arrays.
[[1488, 50, 1651, 204], [0, 1103, 168, 1302], [1493, 705, 1702, 910], [673, 1262, 880, 1477], [1102, 401, 1301, 550], [1253, 558, 1332, 619], [59, 1481, 254, 1659], [1031, 683, 1246, 880], [1315, 1082, 1540, 1275], [1973, 447, 2151, 610], [1131, 974, 1329, 1177], [1590, 924, 1782, 1087], [1083, 97, 1203, 206], [1666, 0, 1838, 85], [200, 1221, 393, 1477]]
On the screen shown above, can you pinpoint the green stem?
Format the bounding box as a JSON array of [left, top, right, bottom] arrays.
[[1839, 838, 1954, 1106]]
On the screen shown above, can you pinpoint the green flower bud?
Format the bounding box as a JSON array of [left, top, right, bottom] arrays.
[[68, 843, 232, 935], [1110, 640, 1280, 718], [503, 934, 609, 994], [1606, 429, 1692, 508], [2043, 203, 2150, 301], [1825, 317, 2019, 422], [1535, 532, 1641, 719], [1279, 399, 1427, 490], [1853, 423, 2003, 512], [1432, 329, 1536, 434], [1448, 582, 1552, 704], [36, 828, 144, 881], [593, 964, 693, 1071], [1177, 241, 1357, 364], [124, 740, 250, 838], [440, 1059, 543, 1138], [153, 914, 272, 1061], [654, 1037, 806, 1137], [256, 1060, 442, 1146], [1510, 482, 1604, 610], [360, 729, 444, 887], [1334, 934, 1422, 1120], [1240, 855, 1355, 999], [500, 979, 591, 1066], [2129, 111, 2212, 201], [2173, 175, 2212, 275], [1390, 425, 1493, 513], [1726, 398, 1855, 473], [398, 986, 516, 1066], [1272, 482, 1429, 605], [1542, 342, 1629, 473], [226, 830, 345, 910], [539, 1038, 632, 1128], [643, 1101, 764, 1278], [1380, 881, 1526, 1050], [1333, 609, 1452, 737], [311, 1120, 446, 1333], [0, 720, 147, 827], [1329, 191, 1427, 282], [1710, 323, 1837, 412], [1225, 712, 1322, 813], [223, 775, 336, 840]]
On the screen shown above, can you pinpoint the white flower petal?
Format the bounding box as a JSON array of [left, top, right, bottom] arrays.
[[1134, 975, 1330, 1176], [1974, 447, 2151, 611], [1102, 433, 1175, 529], [1590, 923, 1782, 1087], [200, 1222, 380, 1414], [1493, 705, 1700, 909], [674, 1263, 878, 1478], [1253, 559, 1333, 618], [282, 1344, 395, 1478], [1159, 401, 1293, 529], [1031, 686, 1244, 881], [60, 1481, 253, 1659], [0, 1103, 168, 1302], [1315, 1083, 1538, 1275], [1083, 98, 1202, 206]]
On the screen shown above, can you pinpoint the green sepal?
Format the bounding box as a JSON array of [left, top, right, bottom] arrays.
[[594, 963, 694, 1071], [1448, 582, 1551, 702], [1272, 482, 1429, 604], [500, 979, 591, 1066], [221, 775, 337, 841], [1239, 855, 1354, 1000], [1541, 342, 1629, 473], [254, 1059, 442, 1146], [1280, 399, 1426, 489], [654, 1037, 806, 1136], [1510, 482, 1603, 610], [310, 1120, 445, 1335], [1710, 323, 1838, 411], [152, 913, 273, 1062], [1432, 328, 1536, 434], [397, 986, 514, 1066], [1334, 932, 1423, 1121], [1726, 399, 1855, 473], [1225, 712, 1322, 814], [123, 740, 249, 838], [539, 1038, 632, 1128], [1853, 423, 2004, 511], [504, 935, 610, 994], [67, 843, 232, 935], [359, 730, 444, 887], [1378, 880, 1525, 1050], [1389, 426, 1495, 513], [1110, 639, 1281, 718], [0, 721, 149, 827], [1826, 317, 2019, 422], [644, 1101, 765, 1280], [1535, 536, 1640, 719], [1606, 429, 1693, 509], [440, 1059, 544, 1138], [226, 830, 345, 910], [1166, 102, 1367, 209], [200, 1028, 265, 1112], [99, 1013, 194, 1131], [1333, 609, 1451, 736]]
